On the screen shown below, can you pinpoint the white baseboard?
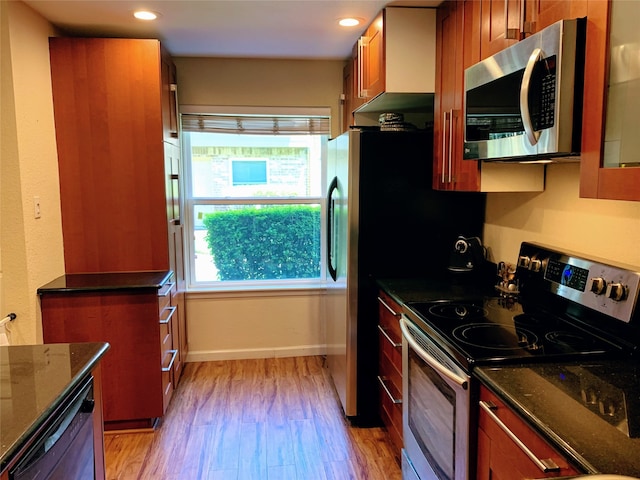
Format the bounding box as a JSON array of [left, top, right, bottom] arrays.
[[185, 344, 326, 362]]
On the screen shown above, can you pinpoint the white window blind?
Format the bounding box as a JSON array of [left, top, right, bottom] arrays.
[[181, 113, 330, 135]]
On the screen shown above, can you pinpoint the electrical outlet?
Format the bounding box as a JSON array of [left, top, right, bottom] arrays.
[[34, 196, 41, 219]]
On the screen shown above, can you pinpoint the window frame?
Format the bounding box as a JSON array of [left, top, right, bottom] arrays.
[[181, 105, 331, 291]]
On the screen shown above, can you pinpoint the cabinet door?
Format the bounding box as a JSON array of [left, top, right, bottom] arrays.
[[480, 0, 522, 59], [360, 11, 385, 101], [49, 38, 169, 273], [523, 0, 588, 36], [580, 0, 640, 201], [434, 0, 480, 192], [161, 49, 179, 145], [41, 291, 164, 429]]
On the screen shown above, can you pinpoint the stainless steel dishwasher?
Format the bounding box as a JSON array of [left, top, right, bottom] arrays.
[[9, 375, 95, 480]]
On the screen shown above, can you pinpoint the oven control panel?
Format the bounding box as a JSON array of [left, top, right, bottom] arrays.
[[517, 242, 640, 324]]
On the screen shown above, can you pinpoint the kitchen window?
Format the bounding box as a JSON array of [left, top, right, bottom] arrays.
[[181, 106, 330, 289]]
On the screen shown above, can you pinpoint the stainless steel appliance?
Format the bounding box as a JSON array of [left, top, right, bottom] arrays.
[[463, 19, 586, 162], [9, 375, 95, 480], [401, 242, 640, 479], [325, 128, 486, 425]]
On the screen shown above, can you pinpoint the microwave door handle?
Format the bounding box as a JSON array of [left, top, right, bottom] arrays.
[[520, 48, 543, 146], [400, 317, 468, 389]]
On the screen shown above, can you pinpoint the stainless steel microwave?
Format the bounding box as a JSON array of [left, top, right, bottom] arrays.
[[464, 18, 586, 162]]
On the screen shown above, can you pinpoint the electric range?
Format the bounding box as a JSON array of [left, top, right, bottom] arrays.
[[399, 242, 640, 480], [403, 242, 640, 371]]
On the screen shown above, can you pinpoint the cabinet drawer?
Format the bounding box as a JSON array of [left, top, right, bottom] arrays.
[[378, 291, 402, 372], [477, 386, 579, 479], [378, 375, 403, 453], [378, 291, 402, 341], [157, 281, 175, 314]]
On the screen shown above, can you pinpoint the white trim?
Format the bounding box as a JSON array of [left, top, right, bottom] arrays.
[[186, 344, 326, 362], [186, 285, 327, 300]]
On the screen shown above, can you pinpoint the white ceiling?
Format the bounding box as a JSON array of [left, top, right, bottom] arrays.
[[22, 0, 440, 59]]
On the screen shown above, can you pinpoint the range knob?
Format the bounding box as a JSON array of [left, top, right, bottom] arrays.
[[529, 259, 542, 272], [589, 277, 607, 295], [599, 398, 617, 417], [518, 256, 531, 269], [606, 282, 628, 301]]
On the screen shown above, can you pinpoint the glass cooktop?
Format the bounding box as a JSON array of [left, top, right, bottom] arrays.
[[403, 297, 620, 369]]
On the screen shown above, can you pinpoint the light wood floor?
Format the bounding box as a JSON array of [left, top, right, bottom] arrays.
[[104, 356, 402, 480]]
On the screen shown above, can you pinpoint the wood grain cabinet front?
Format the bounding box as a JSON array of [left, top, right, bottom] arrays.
[[377, 290, 403, 459], [476, 385, 580, 479], [40, 276, 185, 431]]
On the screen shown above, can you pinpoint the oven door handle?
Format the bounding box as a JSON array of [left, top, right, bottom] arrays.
[[400, 317, 468, 390]]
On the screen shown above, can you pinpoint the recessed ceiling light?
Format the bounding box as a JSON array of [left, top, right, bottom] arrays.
[[133, 10, 159, 21], [338, 18, 361, 27]]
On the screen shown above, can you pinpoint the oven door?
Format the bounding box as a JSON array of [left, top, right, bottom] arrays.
[[400, 316, 471, 480]]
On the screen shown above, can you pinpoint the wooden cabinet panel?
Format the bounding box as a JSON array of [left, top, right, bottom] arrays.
[[476, 385, 580, 479], [524, 0, 588, 36], [49, 38, 170, 274], [580, 0, 640, 201], [480, 0, 522, 58], [41, 290, 164, 429], [434, 0, 480, 192], [361, 12, 385, 101], [377, 290, 403, 458]]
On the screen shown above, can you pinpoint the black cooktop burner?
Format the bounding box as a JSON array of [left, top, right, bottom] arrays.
[[403, 297, 618, 369], [453, 324, 540, 351]]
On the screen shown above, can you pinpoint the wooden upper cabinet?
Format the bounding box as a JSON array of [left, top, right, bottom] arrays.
[[161, 49, 179, 145], [480, 0, 588, 59], [350, 7, 436, 109], [580, 0, 640, 201], [480, 0, 522, 59], [359, 12, 385, 101], [49, 37, 179, 272], [524, 0, 588, 36], [434, 0, 480, 191]]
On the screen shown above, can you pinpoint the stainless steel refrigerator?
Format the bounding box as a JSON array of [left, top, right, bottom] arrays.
[[325, 127, 486, 425]]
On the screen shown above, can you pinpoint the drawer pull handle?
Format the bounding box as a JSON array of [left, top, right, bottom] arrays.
[[377, 296, 400, 317], [162, 349, 178, 372], [377, 324, 401, 348], [158, 282, 176, 297], [159, 306, 177, 325], [377, 376, 402, 404], [479, 400, 560, 473]]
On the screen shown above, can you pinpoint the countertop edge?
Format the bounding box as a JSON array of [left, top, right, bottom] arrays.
[[36, 270, 173, 295]]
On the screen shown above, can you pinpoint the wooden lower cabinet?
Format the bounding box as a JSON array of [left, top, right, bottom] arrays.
[[40, 275, 185, 431], [377, 290, 404, 458], [476, 385, 580, 479]]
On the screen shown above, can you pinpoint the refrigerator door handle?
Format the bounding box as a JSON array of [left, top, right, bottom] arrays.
[[326, 176, 338, 281]]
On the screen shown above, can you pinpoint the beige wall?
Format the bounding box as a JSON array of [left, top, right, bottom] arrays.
[[0, 0, 65, 345], [484, 163, 640, 268]]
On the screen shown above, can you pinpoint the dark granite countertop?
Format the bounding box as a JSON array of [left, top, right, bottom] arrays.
[[475, 361, 640, 477], [0, 342, 110, 472], [37, 270, 172, 295]]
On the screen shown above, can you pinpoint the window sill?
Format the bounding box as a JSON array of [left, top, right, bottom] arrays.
[[186, 281, 330, 299]]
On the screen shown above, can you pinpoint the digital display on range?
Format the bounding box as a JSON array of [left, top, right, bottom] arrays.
[[545, 259, 589, 292]]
